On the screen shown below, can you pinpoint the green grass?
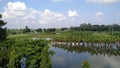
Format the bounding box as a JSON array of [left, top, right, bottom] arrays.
[[8, 31, 120, 43]]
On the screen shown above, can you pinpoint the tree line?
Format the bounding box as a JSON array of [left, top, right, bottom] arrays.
[[31, 23, 120, 33], [7, 27, 57, 35], [70, 23, 120, 31], [6, 23, 120, 35]]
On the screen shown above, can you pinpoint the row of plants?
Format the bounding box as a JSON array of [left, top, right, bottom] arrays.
[[8, 31, 120, 43], [52, 31, 120, 43], [0, 38, 54, 68]]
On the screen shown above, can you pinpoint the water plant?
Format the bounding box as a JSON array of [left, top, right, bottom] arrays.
[[82, 61, 91, 68]]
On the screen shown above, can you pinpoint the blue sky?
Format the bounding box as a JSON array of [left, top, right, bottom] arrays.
[[0, 0, 120, 28]]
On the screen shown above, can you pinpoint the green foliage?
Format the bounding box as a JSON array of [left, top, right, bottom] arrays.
[[36, 28, 42, 33], [61, 28, 68, 31], [82, 61, 91, 68], [0, 20, 7, 27], [44, 28, 56, 33], [0, 39, 53, 68], [23, 26, 31, 33], [8, 30, 120, 43], [52, 31, 120, 43], [0, 14, 7, 41], [70, 23, 120, 31]]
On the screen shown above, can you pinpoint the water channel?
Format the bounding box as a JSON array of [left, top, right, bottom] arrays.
[[50, 42, 120, 68], [0, 41, 120, 68]]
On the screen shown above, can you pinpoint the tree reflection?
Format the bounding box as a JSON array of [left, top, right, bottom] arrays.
[[82, 61, 91, 68], [0, 39, 54, 68], [51, 42, 120, 56]]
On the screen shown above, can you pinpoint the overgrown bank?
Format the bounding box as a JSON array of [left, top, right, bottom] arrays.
[[0, 39, 54, 68], [8, 31, 120, 43]]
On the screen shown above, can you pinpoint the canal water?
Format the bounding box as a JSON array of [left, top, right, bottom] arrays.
[[50, 43, 120, 68], [0, 41, 120, 68]]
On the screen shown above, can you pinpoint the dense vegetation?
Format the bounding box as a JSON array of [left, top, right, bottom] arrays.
[[8, 30, 120, 43], [6, 23, 120, 43], [0, 14, 7, 40], [70, 23, 120, 31], [0, 39, 54, 68], [6, 23, 120, 35], [0, 15, 54, 68], [22, 26, 31, 33]]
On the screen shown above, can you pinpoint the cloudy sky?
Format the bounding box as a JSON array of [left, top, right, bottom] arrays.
[[0, 0, 120, 28]]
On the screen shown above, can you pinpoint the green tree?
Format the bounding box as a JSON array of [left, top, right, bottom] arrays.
[[0, 14, 7, 40], [46, 28, 56, 32], [23, 26, 31, 33], [61, 28, 68, 31], [36, 28, 42, 33]]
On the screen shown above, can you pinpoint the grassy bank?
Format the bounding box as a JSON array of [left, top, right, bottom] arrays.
[[8, 31, 120, 43]]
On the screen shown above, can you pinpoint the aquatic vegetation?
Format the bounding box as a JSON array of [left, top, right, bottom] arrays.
[[0, 39, 54, 68], [82, 61, 91, 68], [52, 31, 120, 43], [8, 31, 120, 43]]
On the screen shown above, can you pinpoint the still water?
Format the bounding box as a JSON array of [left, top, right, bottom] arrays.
[[0, 41, 120, 68], [50, 43, 120, 68]]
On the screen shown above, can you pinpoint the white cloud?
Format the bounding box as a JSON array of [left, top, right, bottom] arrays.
[[2, 2, 41, 28], [6, 3, 41, 20], [2, 1, 69, 28], [7, 2, 26, 11], [68, 10, 78, 17], [39, 9, 66, 24], [87, 0, 120, 4]]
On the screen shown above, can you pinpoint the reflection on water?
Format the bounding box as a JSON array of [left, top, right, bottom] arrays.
[[50, 42, 120, 68], [1, 40, 120, 68]]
